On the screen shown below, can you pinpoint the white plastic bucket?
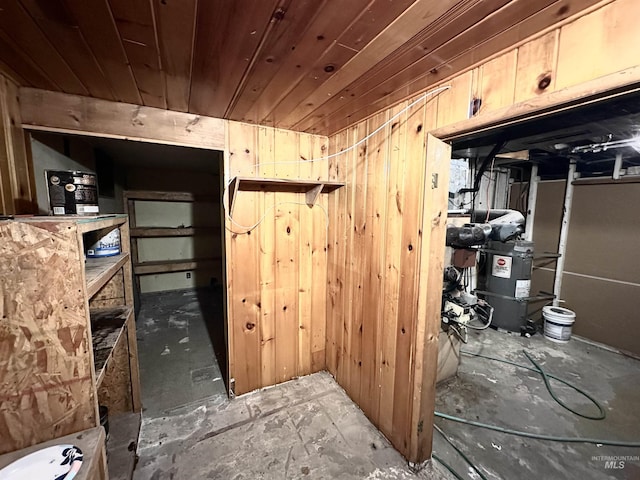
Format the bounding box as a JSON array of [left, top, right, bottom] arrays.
[[86, 228, 121, 258], [543, 306, 576, 343]]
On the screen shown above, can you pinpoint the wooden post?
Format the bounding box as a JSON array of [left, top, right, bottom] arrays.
[[0, 74, 36, 215]]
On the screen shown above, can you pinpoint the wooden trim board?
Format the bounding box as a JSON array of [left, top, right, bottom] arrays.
[[19, 88, 225, 150]]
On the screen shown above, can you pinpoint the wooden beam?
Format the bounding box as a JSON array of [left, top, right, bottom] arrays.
[[130, 226, 220, 237], [0, 75, 37, 215], [409, 134, 450, 462], [133, 258, 222, 275], [124, 190, 217, 202], [432, 64, 640, 141], [19, 88, 225, 150]]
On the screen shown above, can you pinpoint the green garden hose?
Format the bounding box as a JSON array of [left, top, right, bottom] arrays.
[[464, 349, 606, 420]]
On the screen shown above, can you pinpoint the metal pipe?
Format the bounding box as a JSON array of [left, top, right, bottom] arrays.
[[553, 160, 578, 306], [613, 152, 623, 180], [525, 164, 539, 242]]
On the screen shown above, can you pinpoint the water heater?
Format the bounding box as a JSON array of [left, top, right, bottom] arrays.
[[481, 240, 534, 332]]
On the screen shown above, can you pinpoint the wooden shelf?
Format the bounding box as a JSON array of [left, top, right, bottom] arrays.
[[124, 190, 216, 202], [85, 253, 130, 298], [133, 257, 222, 275], [76, 214, 128, 234], [130, 226, 220, 238], [229, 176, 345, 213], [10, 214, 128, 234], [91, 306, 132, 388]]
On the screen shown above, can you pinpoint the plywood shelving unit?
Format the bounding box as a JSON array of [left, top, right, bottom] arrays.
[[124, 190, 222, 281], [0, 214, 141, 479]]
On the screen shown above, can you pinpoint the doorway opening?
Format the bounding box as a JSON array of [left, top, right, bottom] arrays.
[[28, 131, 229, 417]]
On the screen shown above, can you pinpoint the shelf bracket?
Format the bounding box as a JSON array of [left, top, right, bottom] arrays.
[[228, 177, 240, 216], [305, 184, 324, 207]]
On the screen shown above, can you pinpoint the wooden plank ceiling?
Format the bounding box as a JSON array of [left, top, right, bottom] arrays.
[[0, 0, 594, 135]]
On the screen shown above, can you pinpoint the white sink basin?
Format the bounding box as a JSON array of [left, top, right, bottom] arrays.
[[0, 445, 83, 480]]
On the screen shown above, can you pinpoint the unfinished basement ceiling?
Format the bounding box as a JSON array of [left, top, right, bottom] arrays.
[[0, 0, 599, 135], [451, 89, 640, 178]]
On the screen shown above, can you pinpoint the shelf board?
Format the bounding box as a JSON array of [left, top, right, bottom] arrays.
[[124, 190, 216, 202], [11, 214, 128, 234], [130, 226, 220, 238], [229, 176, 345, 214], [76, 214, 128, 233], [91, 306, 132, 388], [86, 253, 130, 298], [133, 257, 222, 275]]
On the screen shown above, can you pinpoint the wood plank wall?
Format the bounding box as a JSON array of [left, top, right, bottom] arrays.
[[225, 121, 329, 395], [323, 0, 640, 462], [326, 94, 450, 461], [0, 73, 36, 214], [430, 0, 640, 139]]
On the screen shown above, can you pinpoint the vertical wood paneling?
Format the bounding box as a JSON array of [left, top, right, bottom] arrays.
[[346, 120, 367, 404], [326, 92, 447, 462], [435, 71, 473, 128], [273, 129, 299, 383], [409, 134, 450, 460], [513, 30, 559, 104], [378, 103, 406, 437], [326, 129, 349, 376], [226, 121, 329, 395], [309, 135, 328, 372], [476, 50, 518, 114], [227, 122, 261, 394], [556, 0, 640, 90], [257, 126, 277, 388], [0, 75, 36, 214], [358, 110, 388, 422], [390, 97, 427, 453]]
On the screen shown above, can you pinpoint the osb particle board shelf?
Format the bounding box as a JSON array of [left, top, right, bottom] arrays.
[[10, 214, 128, 234], [85, 253, 130, 298], [133, 257, 222, 275], [91, 306, 132, 388], [130, 226, 220, 238], [228, 176, 345, 214]]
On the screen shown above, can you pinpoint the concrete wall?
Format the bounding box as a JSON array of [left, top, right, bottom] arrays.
[[30, 132, 124, 214], [512, 179, 640, 356], [126, 165, 222, 293]]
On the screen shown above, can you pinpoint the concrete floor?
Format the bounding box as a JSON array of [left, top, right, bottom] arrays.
[[136, 288, 227, 416], [133, 372, 446, 480], [134, 290, 640, 479], [434, 328, 640, 479]]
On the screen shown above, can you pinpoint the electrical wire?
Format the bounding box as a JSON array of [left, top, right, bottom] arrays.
[[225, 199, 329, 235], [484, 159, 495, 223], [223, 85, 451, 235], [251, 85, 451, 168], [434, 425, 489, 480], [464, 304, 493, 330], [463, 349, 606, 420]]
